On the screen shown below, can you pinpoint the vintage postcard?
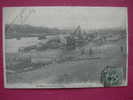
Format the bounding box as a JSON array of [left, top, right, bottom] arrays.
[[3, 7, 128, 88]]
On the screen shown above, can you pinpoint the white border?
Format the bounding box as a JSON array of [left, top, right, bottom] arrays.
[[125, 7, 128, 86], [3, 7, 6, 88]]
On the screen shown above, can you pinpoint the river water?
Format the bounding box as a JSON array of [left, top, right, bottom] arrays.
[[5, 37, 43, 53]]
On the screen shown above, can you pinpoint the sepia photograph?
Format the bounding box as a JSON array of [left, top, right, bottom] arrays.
[[3, 7, 128, 88]]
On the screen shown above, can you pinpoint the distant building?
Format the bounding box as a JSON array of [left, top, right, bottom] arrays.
[[66, 36, 76, 50]]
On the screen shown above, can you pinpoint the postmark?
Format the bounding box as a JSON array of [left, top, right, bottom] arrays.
[[101, 66, 123, 87]]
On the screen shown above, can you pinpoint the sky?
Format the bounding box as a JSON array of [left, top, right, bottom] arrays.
[[3, 7, 127, 30]]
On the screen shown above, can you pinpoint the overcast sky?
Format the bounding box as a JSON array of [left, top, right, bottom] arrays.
[[3, 7, 127, 30]]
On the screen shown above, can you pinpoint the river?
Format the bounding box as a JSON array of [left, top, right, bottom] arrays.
[[5, 37, 45, 53]]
